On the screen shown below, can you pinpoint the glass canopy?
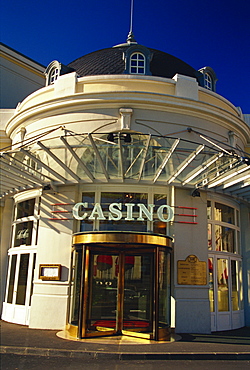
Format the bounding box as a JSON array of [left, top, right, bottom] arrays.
[[1, 131, 249, 202]]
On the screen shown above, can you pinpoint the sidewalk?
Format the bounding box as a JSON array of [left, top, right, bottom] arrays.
[[1, 320, 250, 360]]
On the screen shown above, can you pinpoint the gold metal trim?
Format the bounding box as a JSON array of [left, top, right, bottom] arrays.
[[73, 232, 172, 248], [39, 264, 61, 281], [122, 330, 153, 340], [81, 247, 90, 338], [158, 327, 171, 341], [83, 330, 116, 338], [66, 324, 78, 338], [117, 252, 125, 332]]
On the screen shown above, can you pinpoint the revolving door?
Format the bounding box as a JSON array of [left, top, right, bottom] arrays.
[[68, 232, 172, 341]]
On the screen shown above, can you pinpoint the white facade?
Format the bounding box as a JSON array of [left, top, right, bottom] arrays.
[[0, 43, 45, 316], [1, 42, 249, 338]]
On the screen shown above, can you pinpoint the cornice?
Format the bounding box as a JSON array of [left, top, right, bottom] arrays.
[[6, 89, 249, 146]]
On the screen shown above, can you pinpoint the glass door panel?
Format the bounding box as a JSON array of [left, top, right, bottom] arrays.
[[238, 261, 244, 310], [208, 257, 214, 312], [123, 253, 153, 336], [7, 255, 17, 303], [6, 254, 30, 305], [158, 251, 171, 340], [231, 260, 239, 311], [83, 249, 155, 339], [81, 246, 171, 340], [16, 254, 30, 305], [209, 255, 244, 331], [70, 249, 83, 326], [3, 252, 36, 326], [217, 258, 229, 312], [86, 252, 119, 335]]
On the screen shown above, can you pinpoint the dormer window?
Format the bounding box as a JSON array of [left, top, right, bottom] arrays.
[[198, 66, 217, 92], [130, 53, 145, 74], [49, 67, 59, 85], [50, 68, 59, 84], [45, 61, 75, 86], [204, 73, 212, 90], [123, 45, 152, 76], [45, 61, 61, 86]]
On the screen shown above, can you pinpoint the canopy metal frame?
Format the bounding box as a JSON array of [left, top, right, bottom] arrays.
[[1, 132, 249, 202]]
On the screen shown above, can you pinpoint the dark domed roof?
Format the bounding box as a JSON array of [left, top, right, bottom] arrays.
[[67, 44, 203, 84]]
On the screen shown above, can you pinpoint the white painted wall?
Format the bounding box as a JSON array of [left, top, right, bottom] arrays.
[[0, 43, 45, 109], [241, 203, 250, 327], [29, 188, 76, 329], [173, 188, 211, 333]]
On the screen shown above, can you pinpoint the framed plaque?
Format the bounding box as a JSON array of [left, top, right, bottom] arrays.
[[39, 264, 61, 281], [177, 255, 207, 285]]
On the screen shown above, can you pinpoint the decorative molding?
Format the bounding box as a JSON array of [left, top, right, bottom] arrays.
[[119, 108, 133, 130]]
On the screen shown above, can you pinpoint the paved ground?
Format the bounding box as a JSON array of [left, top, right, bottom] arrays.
[[1, 320, 250, 360], [2, 355, 250, 370]]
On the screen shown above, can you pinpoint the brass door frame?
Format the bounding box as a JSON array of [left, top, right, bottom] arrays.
[[81, 247, 156, 339], [73, 231, 172, 248], [117, 252, 125, 333], [72, 232, 172, 340]]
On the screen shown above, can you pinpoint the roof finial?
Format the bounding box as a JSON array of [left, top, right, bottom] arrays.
[[130, 0, 134, 34], [127, 0, 137, 44]]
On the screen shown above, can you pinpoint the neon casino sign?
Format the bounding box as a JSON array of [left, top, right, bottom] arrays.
[[72, 202, 174, 223]]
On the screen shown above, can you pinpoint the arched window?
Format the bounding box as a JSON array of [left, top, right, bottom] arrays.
[[123, 45, 151, 76], [199, 67, 217, 92], [204, 73, 212, 90], [45, 61, 61, 86], [45, 61, 75, 86], [130, 53, 145, 74], [49, 67, 59, 85]]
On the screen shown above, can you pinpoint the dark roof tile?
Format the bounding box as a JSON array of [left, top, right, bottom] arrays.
[[68, 45, 203, 84]]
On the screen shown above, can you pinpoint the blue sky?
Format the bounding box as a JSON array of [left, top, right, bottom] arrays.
[[1, 0, 249, 113]]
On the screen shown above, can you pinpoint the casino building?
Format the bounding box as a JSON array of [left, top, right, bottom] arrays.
[[0, 34, 249, 341]]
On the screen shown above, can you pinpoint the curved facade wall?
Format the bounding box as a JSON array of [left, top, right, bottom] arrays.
[[1, 71, 249, 337]]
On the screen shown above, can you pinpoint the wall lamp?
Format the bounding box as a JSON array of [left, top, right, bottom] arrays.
[[43, 183, 57, 193], [191, 189, 200, 197], [242, 157, 250, 165]]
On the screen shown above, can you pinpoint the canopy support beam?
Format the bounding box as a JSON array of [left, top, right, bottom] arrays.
[[167, 144, 204, 184], [154, 139, 180, 183], [21, 149, 68, 184], [88, 134, 109, 181], [60, 137, 95, 182], [37, 141, 81, 182]]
